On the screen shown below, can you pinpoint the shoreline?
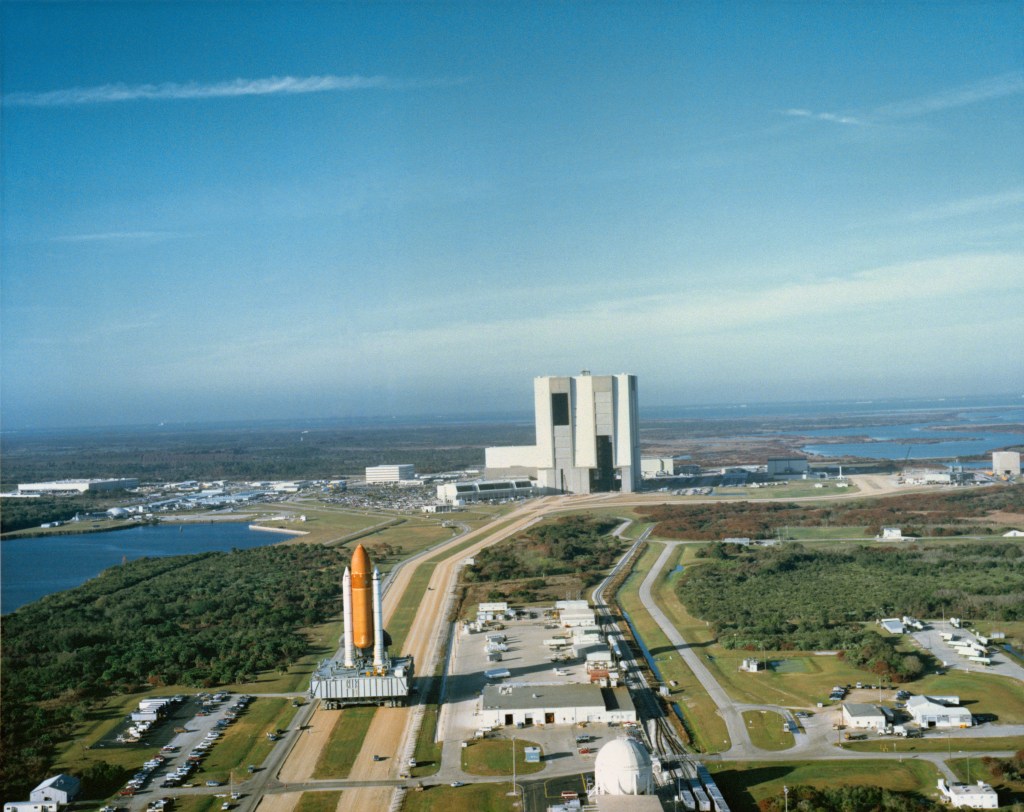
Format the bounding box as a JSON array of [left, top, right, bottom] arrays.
[[248, 524, 310, 536]]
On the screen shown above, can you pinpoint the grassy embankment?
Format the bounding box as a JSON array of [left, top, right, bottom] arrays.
[[741, 710, 795, 751], [614, 541, 730, 754], [842, 735, 1024, 754], [313, 706, 377, 778], [460, 738, 544, 776], [401, 783, 513, 812], [708, 758, 943, 811]]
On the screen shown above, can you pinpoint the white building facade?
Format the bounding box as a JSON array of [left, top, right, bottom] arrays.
[[486, 373, 640, 494], [364, 464, 415, 483], [993, 450, 1021, 477]]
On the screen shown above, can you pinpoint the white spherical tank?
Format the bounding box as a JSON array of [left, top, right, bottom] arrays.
[[593, 737, 654, 795]]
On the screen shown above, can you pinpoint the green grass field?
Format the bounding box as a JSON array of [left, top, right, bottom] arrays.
[[312, 705, 377, 779], [196, 698, 299, 783], [460, 739, 545, 777], [293, 790, 343, 812], [401, 782, 515, 812], [388, 563, 437, 652], [616, 543, 730, 753], [709, 758, 942, 810], [842, 735, 1024, 754], [741, 710, 795, 750]]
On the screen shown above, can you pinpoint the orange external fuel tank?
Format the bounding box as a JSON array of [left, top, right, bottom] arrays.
[[350, 544, 374, 650]]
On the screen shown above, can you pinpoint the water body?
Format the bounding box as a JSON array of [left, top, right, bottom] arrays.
[[1, 523, 290, 614], [800, 405, 1024, 460]]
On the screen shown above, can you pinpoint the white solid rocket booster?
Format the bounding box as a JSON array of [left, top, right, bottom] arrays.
[[372, 566, 385, 669], [342, 566, 355, 668]]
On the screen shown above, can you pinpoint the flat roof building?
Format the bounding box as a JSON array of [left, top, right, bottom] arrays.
[[486, 372, 639, 494], [18, 479, 138, 495], [937, 779, 998, 808], [365, 464, 415, 483], [478, 683, 636, 728], [842, 703, 886, 729], [436, 478, 536, 504]]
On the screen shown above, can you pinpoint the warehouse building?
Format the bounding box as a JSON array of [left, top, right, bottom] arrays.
[[18, 479, 138, 495], [436, 479, 536, 504], [486, 372, 639, 494], [767, 457, 809, 478], [842, 703, 886, 730], [478, 683, 636, 727], [365, 464, 415, 483], [906, 695, 972, 728]]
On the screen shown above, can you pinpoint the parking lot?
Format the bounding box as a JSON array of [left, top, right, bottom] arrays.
[[440, 612, 637, 772], [116, 693, 254, 812]]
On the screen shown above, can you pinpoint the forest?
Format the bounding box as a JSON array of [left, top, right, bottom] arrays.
[[0, 420, 535, 487], [462, 514, 625, 588], [639, 484, 1024, 539], [0, 544, 344, 803], [677, 542, 1024, 676]]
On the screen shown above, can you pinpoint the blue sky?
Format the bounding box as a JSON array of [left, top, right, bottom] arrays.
[[2, 2, 1022, 429]]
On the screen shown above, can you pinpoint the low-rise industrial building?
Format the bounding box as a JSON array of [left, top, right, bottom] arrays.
[[767, 457, 809, 478], [478, 683, 636, 727], [18, 479, 138, 495], [937, 779, 999, 808], [842, 703, 886, 729], [436, 478, 536, 504], [556, 599, 596, 627], [365, 464, 415, 483], [906, 695, 972, 728]]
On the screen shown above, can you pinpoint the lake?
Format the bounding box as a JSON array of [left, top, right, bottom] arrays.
[[1, 522, 293, 614]]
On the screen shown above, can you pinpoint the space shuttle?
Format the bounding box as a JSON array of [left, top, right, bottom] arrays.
[[341, 544, 391, 671]]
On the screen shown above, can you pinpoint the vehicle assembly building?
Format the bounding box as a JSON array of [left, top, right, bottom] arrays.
[[485, 372, 640, 494], [310, 544, 413, 707]]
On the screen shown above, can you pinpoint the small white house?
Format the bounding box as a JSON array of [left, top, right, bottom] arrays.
[[841, 703, 886, 730], [937, 779, 998, 808], [30, 776, 80, 806]]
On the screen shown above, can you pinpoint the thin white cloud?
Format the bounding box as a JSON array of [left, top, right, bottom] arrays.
[[53, 231, 178, 242], [876, 71, 1024, 118], [783, 108, 866, 127], [907, 189, 1024, 223], [783, 71, 1024, 127], [4, 74, 455, 107]]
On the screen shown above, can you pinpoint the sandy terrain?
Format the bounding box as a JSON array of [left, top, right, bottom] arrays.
[[278, 705, 341, 782], [255, 792, 302, 812]]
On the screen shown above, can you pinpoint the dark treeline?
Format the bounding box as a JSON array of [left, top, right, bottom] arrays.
[[640, 484, 1024, 539], [0, 421, 536, 487], [463, 514, 624, 587], [0, 544, 344, 804], [678, 542, 1024, 678], [0, 494, 126, 534], [754, 784, 943, 811]]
